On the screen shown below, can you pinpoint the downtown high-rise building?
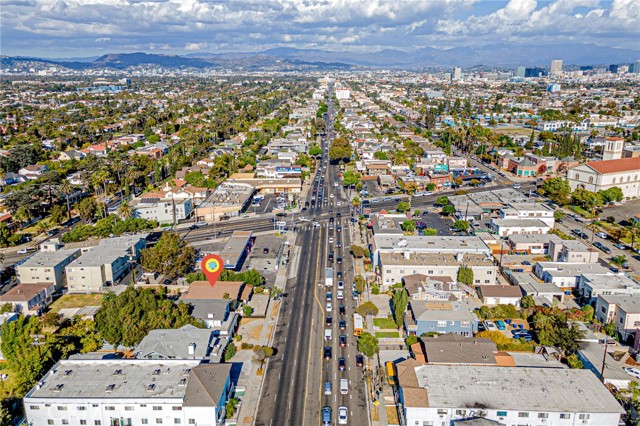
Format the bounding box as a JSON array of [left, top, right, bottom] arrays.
[[550, 59, 563, 75], [452, 67, 462, 81], [515, 66, 526, 78]]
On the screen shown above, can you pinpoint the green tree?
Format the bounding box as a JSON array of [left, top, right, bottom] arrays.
[[140, 232, 196, 279], [373, 151, 388, 160], [581, 305, 595, 322], [611, 255, 627, 270], [554, 209, 566, 222], [95, 287, 199, 347], [422, 228, 437, 236], [354, 275, 366, 293], [396, 201, 411, 213], [426, 183, 436, 192], [442, 204, 456, 216], [49, 204, 67, 226], [309, 144, 322, 157], [566, 354, 584, 369], [349, 244, 365, 258], [435, 195, 449, 206], [628, 220, 640, 249], [77, 197, 98, 222], [401, 220, 416, 234], [405, 335, 418, 346], [223, 343, 237, 362], [598, 187, 624, 204], [225, 397, 239, 419], [357, 332, 379, 358], [453, 220, 470, 232], [341, 171, 361, 187], [355, 301, 379, 317], [243, 305, 253, 317], [457, 265, 474, 285], [538, 177, 571, 205], [117, 201, 133, 219], [392, 289, 408, 327], [0, 223, 13, 248], [521, 295, 535, 309], [532, 311, 584, 354]]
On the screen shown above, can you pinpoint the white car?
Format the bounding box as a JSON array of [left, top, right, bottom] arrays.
[[329, 237, 334, 244], [17, 248, 28, 254], [513, 183, 521, 189], [326, 303, 333, 312], [596, 232, 608, 239], [624, 367, 640, 379], [313, 222, 320, 227], [338, 406, 348, 425], [330, 193, 334, 198], [298, 217, 309, 222], [336, 201, 341, 206], [484, 320, 498, 331]]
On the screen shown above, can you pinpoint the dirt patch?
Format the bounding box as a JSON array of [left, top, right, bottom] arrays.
[[240, 317, 259, 326], [270, 301, 280, 317], [49, 294, 104, 311], [250, 325, 264, 340]]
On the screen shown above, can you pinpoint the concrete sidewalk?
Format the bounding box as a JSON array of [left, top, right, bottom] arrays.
[[234, 229, 298, 426], [350, 219, 389, 426]]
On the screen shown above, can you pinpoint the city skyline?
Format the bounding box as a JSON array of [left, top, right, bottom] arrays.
[[1, 0, 639, 59]]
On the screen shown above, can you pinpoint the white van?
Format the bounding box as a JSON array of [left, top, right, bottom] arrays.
[[324, 329, 333, 341], [337, 290, 344, 300], [340, 378, 349, 395]]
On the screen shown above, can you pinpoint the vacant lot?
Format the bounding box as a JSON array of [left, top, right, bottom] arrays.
[[49, 294, 104, 311], [375, 331, 400, 338], [373, 318, 397, 329]]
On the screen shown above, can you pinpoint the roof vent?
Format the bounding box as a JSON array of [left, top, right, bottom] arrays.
[[64, 370, 73, 377], [52, 384, 64, 392], [105, 384, 115, 393], [113, 369, 122, 376], [153, 369, 161, 376], [147, 383, 156, 391]]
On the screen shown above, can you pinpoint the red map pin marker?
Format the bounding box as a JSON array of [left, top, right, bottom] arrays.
[[201, 254, 224, 287]]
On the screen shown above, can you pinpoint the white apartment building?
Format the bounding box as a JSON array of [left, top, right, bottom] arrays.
[[567, 157, 640, 199], [398, 364, 624, 426], [490, 218, 551, 238], [578, 274, 640, 303], [499, 202, 555, 227], [595, 294, 640, 341], [131, 196, 193, 225], [16, 248, 80, 289], [379, 252, 496, 290], [24, 360, 232, 426], [335, 88, 351, 99]]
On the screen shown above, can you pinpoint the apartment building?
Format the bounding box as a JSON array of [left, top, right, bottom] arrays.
[[578, 274, 640, 303], [490, 218, 551, 238], [65, 235, 146, 293], [549, 239, 599, 263], [378, 252, 497, 290], [595, 295, 640, 341], [16, 248, 80, 289], [499, 202, 555, 227], [23, 360, 232, 426], [397, 364, 624, 426], [130, 194, 193, 225]]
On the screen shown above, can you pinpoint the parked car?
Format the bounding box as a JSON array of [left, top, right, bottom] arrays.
[[484, 320, 498, 331], [495, 320, 506, 330], [594, 242, 611, 254], [596, 232, 608, 239], [624, 367, 640, 379], [356, 354, 364, 367], [613, 243, 628, 250]]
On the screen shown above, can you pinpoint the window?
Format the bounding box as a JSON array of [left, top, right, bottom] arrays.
[[29, 405, 40, 410], [125, 406, 134, 411], [172, 407, 182, 411], [560, 414, 570, 419], [62, 421, 69, 425], [518, 412, 529, 418], [455, 410, 466, 416], [78, 407, 86, 411], [461, 321, 470, 327], [153, 406, 163, 411], [156, 420, 163, 424], [589, 177, 594, 183], [437, 321, 446, 327], [48, 421, 54, 425], [174, 420, 181, 424], [95, 422, 102, 426], [497, 411, 507, 417], [579, 414, 590, 420], [57, 406, 68, 411], [142, 421, 148, 425], [80, 421, 87, 425], [437, 409, 447, 415], [538, 413, 549, 419], [189, 421, 196, 425], [105, 406, 115, 411]]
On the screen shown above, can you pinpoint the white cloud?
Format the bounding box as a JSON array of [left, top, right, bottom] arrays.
[[184, 42, 208, 51]]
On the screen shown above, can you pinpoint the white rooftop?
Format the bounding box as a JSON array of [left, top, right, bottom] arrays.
[[413, 365, 624, 413], [373, 235, 491, 254]]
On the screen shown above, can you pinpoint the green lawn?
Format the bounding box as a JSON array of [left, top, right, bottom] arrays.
[[375, 331, 400, 338], [49, 294, 104, 312], [373, 318, 397, 329]]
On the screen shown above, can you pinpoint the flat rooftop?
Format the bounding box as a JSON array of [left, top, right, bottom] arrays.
[[380, 252, 494, 267], [374, 235, 490, 254], [598, 294, 640, 313], [536, 262, 612, 277], [508, 233, 562, 244], [19, 248, 79, 268], [25, 359, 231, 404], [582, 274, 640, 291], [412, 365, 624, 413], [219, 231, 252, 267], [491, 218, 550, 228]]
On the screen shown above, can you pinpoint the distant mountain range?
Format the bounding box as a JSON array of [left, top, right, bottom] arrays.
[[2, 42, 638, 72]]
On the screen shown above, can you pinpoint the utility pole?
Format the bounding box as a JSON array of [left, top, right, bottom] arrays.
[[30, 334, 46, 358], [600, 339, 609, 383]]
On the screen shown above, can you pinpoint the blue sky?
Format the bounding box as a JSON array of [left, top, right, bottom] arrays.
[[1, 0, 638, 58]]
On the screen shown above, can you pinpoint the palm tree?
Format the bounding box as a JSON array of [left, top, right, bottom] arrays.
[[117, 201, 133, 220], [611, 255, 627, 270], [628, 220, 640, 250], [59, 180, 74, 220]]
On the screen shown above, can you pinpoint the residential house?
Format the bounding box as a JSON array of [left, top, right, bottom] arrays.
[[476, 285, 523, 306], [18, 164, 48, 180], [490, 218, 551, 238], [406, 300, 479, 337], [578, 274, 640, 304], [549, 239, 599, 263], [403, 274, 468, 301], [134, 324, 229, 363], [0, 283, 55, 315]]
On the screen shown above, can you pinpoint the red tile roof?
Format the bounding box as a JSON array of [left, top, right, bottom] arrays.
[[584, 157, 640, 174]]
